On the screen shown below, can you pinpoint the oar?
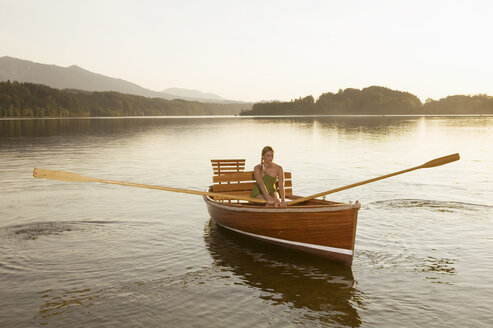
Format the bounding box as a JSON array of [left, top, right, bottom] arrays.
[[33, 168, 267, 204], [287, 153, 460, 206]]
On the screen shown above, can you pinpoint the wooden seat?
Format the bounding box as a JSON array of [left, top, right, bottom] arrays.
[[211, 159, 293, 203]]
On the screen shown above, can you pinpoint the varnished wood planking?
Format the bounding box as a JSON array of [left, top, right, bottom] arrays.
[[350, 210, 358, 254], [213, 171, 292, 183], [210, 189, 293, 200], [212, 180, 293, 192], [205, 197, 358, 265], [211, 159, 246, 176], [205, 200, 357, 250], [212, 170, 293, 202], [211, 159, 246, 164]]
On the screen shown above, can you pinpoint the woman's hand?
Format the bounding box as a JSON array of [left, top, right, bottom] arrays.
[[265, 196, 276, 206]]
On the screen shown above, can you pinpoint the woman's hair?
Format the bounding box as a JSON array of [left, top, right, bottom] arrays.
[[260, 146, 274, 171]]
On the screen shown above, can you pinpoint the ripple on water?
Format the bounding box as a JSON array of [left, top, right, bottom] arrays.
[[356, 249, 457, 282], [33, 269, 237, 327], [0, 219, 201, 292], [27, 219, 366, 327], [0, 218, 217, 327], [369, 198, 492, 214], [3, 221, 81, 240]]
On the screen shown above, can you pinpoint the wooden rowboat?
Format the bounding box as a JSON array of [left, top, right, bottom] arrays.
[[204, 159, 361, 266], [204, 194, 360, 266]]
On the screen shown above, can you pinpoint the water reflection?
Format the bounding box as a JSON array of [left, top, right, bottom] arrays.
[[2, 115, 490, 139], [250, 115, 420, 133], [204, 220, 363, 327], [0, 117, 237, 138]]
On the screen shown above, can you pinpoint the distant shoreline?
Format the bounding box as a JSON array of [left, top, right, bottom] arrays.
[[239, 86, 493, 116], [2, 82, 492, 118], [2, 114, 492, 121]]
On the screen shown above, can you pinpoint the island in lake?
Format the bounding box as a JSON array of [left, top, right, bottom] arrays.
[[240, 86, 493, 116]]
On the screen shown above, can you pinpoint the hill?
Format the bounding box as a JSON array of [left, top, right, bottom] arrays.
[[162, 87, 225, 102], [0, 56, 239, 103], [0, 81, 250, 117], [242, 86, 423, 115]]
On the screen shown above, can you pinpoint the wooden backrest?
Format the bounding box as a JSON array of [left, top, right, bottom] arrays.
[[211, 159, 245, 175], [211, 161, 293, 203]]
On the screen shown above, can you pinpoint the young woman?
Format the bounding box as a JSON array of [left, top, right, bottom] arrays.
[[250, 146, 286, 207]]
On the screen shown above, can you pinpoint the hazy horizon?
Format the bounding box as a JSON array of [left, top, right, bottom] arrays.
[[1, 0, 492, 103]]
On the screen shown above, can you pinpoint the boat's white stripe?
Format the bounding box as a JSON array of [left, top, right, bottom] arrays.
[[217, 223, 353, 256]]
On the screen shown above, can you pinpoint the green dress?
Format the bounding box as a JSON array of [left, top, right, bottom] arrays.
[[250, 172, 278, 198]]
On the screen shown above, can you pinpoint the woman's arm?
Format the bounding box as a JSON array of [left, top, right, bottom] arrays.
[[277, 165, 286, 206]]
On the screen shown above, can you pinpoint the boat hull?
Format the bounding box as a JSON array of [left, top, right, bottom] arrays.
[[204, 195, 359, 266]]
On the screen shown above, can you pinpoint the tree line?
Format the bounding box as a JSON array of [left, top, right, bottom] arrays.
[[240, 86, 493, 115], [2, 82, 491, 117], [0, 81, 249, 117]]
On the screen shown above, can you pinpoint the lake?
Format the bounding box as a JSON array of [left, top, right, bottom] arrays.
[[0, 116, 492, 327]]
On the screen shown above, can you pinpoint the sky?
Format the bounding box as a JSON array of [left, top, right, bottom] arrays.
[[1, 0, 492, 102]]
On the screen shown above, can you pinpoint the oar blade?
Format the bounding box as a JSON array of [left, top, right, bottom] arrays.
[[420, 153, 460, 168], [33, 168, 98, 183]]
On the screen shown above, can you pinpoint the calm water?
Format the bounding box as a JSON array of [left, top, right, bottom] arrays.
[[0, 116, 492, 327]]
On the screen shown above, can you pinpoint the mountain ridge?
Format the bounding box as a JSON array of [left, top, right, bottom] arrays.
[[0, 56, 240, 103], [0, 80, 250, 117], [162, 87, 225, 101]]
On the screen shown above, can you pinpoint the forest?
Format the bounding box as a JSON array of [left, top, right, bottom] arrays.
[[423, 95, 493, 114], [1, 82, 492, 117], [240, 86, 493, 115], [0, 81, 249, 117]]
